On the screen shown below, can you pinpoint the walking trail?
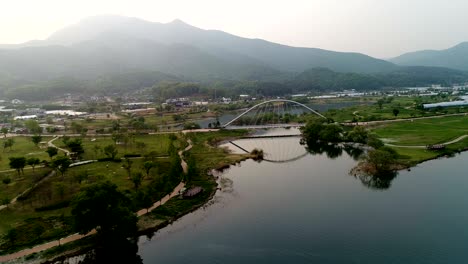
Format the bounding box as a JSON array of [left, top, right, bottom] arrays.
[[385, 135, 468, 149], [0, 137, 69, 211], [0, 139, 193, 263], [343, 112, 468, 126]]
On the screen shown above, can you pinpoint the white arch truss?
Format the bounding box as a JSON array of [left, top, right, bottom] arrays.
[[222, 99, 326, 127]]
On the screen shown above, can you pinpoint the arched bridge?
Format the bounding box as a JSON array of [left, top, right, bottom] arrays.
[[222, 99, 326, 129]]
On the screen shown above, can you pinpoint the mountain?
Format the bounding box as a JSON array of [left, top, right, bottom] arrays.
[[390, 42, 468, 71], [1, 15, 466, 100], [0, 15, 396, 84], [288, 66, 468, 92]]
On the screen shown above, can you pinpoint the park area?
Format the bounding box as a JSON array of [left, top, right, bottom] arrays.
[[371, 115, 468, 163], [0, 130, 249, 256]]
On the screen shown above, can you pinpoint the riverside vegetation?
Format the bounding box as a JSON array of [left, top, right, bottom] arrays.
[[0, 94, 467, 261], [0, 129, 248, 262]]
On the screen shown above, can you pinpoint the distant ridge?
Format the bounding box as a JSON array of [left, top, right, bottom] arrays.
[[0, 15, 396, 78], [390, 42, 468, 71]]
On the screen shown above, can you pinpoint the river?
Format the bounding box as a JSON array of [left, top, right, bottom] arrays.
[[135, 132, 468, 264]]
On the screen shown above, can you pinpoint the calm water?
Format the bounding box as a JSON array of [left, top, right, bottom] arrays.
[[137, 135, 468, 264]]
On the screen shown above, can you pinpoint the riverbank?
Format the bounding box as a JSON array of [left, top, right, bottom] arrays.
[[0, 130, 250, 263]]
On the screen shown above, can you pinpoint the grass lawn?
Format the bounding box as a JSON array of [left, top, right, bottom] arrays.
[[187, 129, 249, 172], [372, 116, 468, 146], [325, 96, 468, 122], [59, 134, 179, 160], [0, 136, 52, 171], [0, 167, 52, 204], [0, 157, 173, 253]]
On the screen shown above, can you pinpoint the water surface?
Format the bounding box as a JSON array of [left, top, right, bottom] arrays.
[[138, 135, 468, 263]]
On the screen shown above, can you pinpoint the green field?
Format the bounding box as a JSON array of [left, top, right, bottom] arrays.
[[324, 96, 468, 122], [0, 167, 52, 204], [370, 115, 468, 164], [0, 136, 52, 171], [0, 130, 250, 255], [58, 134, 180, 160], [372, 116, 468, 146]]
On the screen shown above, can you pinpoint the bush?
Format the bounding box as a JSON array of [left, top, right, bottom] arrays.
[[35, 200, 71, 212], [97, 158, 122, 162], [2, 177, 11, 185], [123, 154, 141, 158]]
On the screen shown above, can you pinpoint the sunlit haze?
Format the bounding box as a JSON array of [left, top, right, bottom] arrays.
[[2, 0, 468, 58]]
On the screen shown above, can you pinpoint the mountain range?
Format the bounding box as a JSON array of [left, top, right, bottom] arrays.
[[390, 42, 468, 71], [1, 15, 468, 99]]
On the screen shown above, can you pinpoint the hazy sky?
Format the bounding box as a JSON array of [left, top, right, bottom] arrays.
[[2, 0, 468, 58]]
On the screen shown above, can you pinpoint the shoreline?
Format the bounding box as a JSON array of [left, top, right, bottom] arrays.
[[5, 131, 467, 263], [3, 136, 249, 263]]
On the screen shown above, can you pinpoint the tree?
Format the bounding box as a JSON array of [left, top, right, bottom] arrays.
[[71, 181, 137, 240], [347, 126, 368, 143], [393, 108, 400, 117], [137, 191, 154, 213], [93, 145, 102, 159], [5, 228, 18, 246], [104, 144, 118, 160], [3, 138, 14, 152], [366, 149, 396, 173], [46, 146, 58, 159], [71, 121, 85, 134], [319, 124, 343, 143], [122, 158, 133, 178], [142, 161, 154, 178], [183, 122, 201, 130], [111, 132, 124, 145], [9, 157, 26, 176], [376, 99, 385, 110], [51, 156, 72, 177], [64, 139, 84, 158], [31, 134, 42, 147], [131, 172, 143, 190], [27, 157, 41, 172], [24, 119, 42, 134], [1, 127, 8, 138]]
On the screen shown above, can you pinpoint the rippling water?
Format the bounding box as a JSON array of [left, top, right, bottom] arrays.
[[137, 133, 468, 264]]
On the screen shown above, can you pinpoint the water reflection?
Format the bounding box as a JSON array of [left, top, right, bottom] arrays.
[[304, 141, 398, 190], [352, 170, 398, 190], [226, 131, 398, 190], [63, 237, 142, 264], [305, 141, 343, 159]]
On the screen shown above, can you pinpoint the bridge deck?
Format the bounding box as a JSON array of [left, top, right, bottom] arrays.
[[241, 134, 301, 139], [224, 124, 305, 129]]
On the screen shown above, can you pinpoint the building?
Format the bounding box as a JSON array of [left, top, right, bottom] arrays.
[[166, 98, 190, 107], [14, 115, 37, 120]]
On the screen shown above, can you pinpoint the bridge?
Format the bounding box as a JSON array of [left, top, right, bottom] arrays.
[[222, 99, 326, 129], [220, 99, 326, 163]]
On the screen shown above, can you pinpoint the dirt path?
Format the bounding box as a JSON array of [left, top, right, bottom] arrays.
[[0, 170, 56, 212], [179, 139, 193, 174], [48, 136, 70, 155], [385, 135, 468, 149], [0, 139, 194, 263]]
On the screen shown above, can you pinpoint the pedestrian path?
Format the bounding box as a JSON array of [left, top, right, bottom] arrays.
[[0, 139, 193, 263]]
